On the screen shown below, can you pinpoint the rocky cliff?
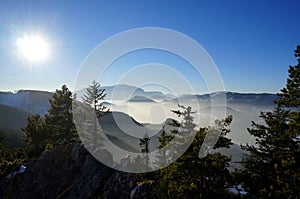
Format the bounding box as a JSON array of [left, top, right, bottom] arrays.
[[0, 144, 155, 199]]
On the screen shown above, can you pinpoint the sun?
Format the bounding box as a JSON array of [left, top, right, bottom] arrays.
[[17, 33, 50, 62]]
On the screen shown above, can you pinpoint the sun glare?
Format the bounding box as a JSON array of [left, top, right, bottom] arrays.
[[17, 34, 50, 62]]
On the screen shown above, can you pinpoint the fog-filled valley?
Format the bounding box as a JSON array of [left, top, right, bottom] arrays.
[[0, 85, 278, 168], [0, 85, 277, 148], [78, 84, 278, 146]]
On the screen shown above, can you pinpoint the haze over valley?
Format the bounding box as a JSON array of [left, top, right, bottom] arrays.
[[0, 84, 277, 147]]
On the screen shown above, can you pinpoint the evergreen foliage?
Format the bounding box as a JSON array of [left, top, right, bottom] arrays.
[[22, 85, 79, 158], [155, 124, 177, 168], [22, 114, 46, 158], [0, 104, 30, 147], [80, 81, 109, 149], [0, 131, 27, 179], [44, 85, 78, 146], [82, 80, 109, 118], [139, 133, 151, 170], [237, 45, 300, 198], [156, 105, 234, 198]]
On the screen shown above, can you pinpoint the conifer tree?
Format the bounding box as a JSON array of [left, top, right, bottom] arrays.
[[22, 85, 79, 158], [238, 45, 300, 198], [172, 105, 197, 134], [44, 85, 78, 146], [155, 125, 176, 167], [22, 114, 46, 157], [133, 133, 152, 185], [82, 80, 109, 118], [157, 105, 233, 198], [81, 81, 109, 149], [139, 133, 150, 170], [277, 45, 300, 108]]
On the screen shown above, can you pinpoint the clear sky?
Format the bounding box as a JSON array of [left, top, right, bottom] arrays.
[[0, 0, 299, 94]]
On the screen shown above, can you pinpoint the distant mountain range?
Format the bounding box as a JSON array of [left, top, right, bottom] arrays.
[[0, 85, 278, 145], [77, 84, 278, 104], [101, 84, 175, 100], [127, 95, 157, 103], [0, 86, 278, 115], [172, 92, 278, 106], [0, 90, 52, 115], [0, 87, 278, 114]]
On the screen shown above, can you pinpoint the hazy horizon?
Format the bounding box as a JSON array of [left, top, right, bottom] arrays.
[[0, 84, 280, 95]]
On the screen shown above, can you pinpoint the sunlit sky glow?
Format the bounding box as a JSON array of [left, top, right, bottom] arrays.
[[17, 33, 50, 62], [0, 1, 300, 94]]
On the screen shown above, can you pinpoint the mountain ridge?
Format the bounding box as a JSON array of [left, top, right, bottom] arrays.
[[0, 90, 52, 115], [0, 86, 278, 116]]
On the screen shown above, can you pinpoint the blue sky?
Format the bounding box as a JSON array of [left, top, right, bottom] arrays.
[[0, 0, 299, 94]]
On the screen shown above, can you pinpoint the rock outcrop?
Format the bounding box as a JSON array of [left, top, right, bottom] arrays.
[[102, 171, 136, 198], [1, 144, 114, 198], [0, 143, 157, 199]]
